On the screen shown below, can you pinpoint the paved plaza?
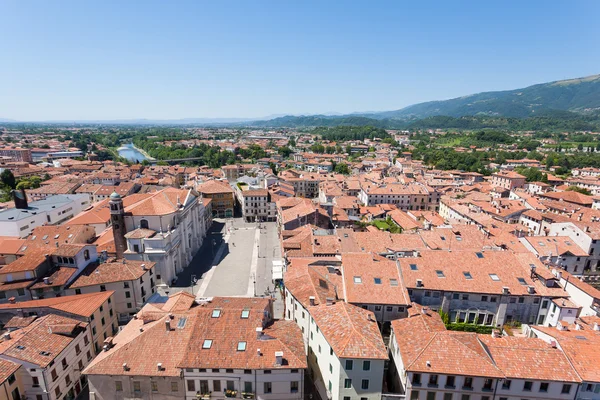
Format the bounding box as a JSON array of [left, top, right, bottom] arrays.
[[164, 217, 283, 315]]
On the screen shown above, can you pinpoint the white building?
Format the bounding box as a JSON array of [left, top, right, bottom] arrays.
[[109, 188, 208, 285], [66, 259, 157, 322], [84, 295, 307, 400], [0, 314, 94, 400], [389, 307, 582, 400], [0, 194, 91, 238]]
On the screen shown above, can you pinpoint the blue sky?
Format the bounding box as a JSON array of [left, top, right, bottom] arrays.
[[1, 0, 599, 121]]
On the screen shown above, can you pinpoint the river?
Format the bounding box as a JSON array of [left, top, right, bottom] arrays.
[[117, 143, 149, 163]]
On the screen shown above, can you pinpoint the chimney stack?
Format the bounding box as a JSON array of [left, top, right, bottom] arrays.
[[256, 327, 263, 340], [593, 322, 600, 331], [326, 297, 334, 306], [165, 318, 171, 331], [309, 296, 315, 306]]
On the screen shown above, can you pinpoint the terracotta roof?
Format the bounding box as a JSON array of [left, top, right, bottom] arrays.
[[399, 250, 565, 297], [341, 253, 410, 306], [0, 238, 26, 255], [124, 228, 156, 239], [125, 187, 194, 216], [0, 359, 20, 385], [0, 291, 113, 317], [0, 314, 87, 367], [85, 297, 306, 377], [3, 315, 37, 329], [479, 335, 581, 382], [309, 302, 387, 359], [69, 260, 154, 288], [196, 180, 234, 195]]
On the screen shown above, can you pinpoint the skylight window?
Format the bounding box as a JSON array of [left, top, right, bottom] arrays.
[[39, 351, 51, 356], [237, 341, 247, 351], [319, 279, 328, 289], [476, 252, 484, 258], [177, 317, 187, 329], [409, 264, 418, 271], [31, 236, 36, 240], [202, 340, 213, 349], [241, 310, 250, 319], [212, 310, 221, 318], [436, 270, 445, 278], [489, 274, 500, 281], [353, 276, 362, 284], [440, 236, 446, 241], [517, 277, 527, 285], [463, 272, 473, 280], [538, 241, 545, 246], [390, 279, 398, 287], [456, 236, 462, 241], [42, 235, 48, 240], [374, 277, 382, 284], [54, 235, 60, 239], [15, 345, 25, 350]]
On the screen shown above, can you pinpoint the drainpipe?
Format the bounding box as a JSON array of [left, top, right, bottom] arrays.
[[492, 378, 500, 400]]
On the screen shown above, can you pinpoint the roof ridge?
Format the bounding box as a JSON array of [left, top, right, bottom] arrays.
[[405, 331, 439, 370], [338, 303, 381, 358]]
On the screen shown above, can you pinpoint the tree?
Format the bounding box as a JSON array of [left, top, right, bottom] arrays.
[[334, 162, 350, 175], [566, 186, 592, 195], [288, 137, 296, 147], [0, 169, 16, 190], [16, 180, 31, 190], [268, 162, 278, 175], [577, 143, 584, 151], [277, 146, 292, 158]]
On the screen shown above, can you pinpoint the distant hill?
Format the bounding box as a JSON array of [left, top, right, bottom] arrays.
[[373, 74, 600, 119]]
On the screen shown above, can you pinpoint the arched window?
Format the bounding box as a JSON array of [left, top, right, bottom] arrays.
[[140, 219, 149, 229]]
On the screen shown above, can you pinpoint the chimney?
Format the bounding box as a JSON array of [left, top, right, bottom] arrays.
[[165, 318, 171, 331], [122, 363, 129, 371], [309, 296, 316, 306], [157, 363, 163, 371], [426, 360, 431, 368], [43, 277, 51, 285], [257, 348, 261, 356], [527, 286, 535, 294], [8, 297, 16, 304], [326, 297, 335, 306], [575, 323, 582, 331], [502, 287, 510, 295], [275, 351, 283, 366], [256, 327, 263, 340], [416, 279, 423, 288], [550, 340, 557, 348], [3, 332, 10, 340], [491, 329, 501, 338], [594, 322, 600, 331]]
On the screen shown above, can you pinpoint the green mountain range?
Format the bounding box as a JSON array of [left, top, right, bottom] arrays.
[[247, 74, 600, 129], [377, 74, 600, 119]]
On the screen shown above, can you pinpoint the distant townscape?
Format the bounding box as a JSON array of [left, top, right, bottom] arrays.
[[1, 83, 600, 400]]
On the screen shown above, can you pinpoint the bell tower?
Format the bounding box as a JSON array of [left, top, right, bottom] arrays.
[[109, 192, 127, 259]]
